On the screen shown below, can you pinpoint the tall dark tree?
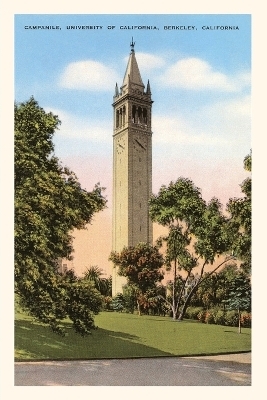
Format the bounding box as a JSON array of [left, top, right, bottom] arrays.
[[109, 242, 164, 315], [223, 271, 251, 333], [15, 97, 107, 335]]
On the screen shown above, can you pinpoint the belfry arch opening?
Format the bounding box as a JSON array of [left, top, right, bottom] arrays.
[[116, 106, 127, 128], [132, 105, 148, 125]]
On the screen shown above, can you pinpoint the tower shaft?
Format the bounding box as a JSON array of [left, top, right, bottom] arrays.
[[112, 44, 153, 295]]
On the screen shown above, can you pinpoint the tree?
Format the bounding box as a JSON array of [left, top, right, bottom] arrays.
[[122, 285, 137, 313], [215, 264, 240, 309], [15, 97, 107, 335], [111, 293, 125, 312], [227, 152, 252, 274], [59, 270, 104, 336], [223, 271, 251, 333], [157, 224, 198, 319], [191, 263, 240, 309], [142, 285, 168, 316], [83, 266, 112, 296], [123, 285, 167, 316], [149, 177, 236, 320], [109, 242, 164, 315]]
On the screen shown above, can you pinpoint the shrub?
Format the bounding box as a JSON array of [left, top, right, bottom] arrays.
[[185, 307, 203, 320], [240, 312, 252, 328], [213, 309, 225, 325], [102, 296, 113, 311], [189, 306, 251, 328], [197, 310, 206, 323], [204, 311, 215, 324], [122, 286, 137, 313], [111, 293, 125, 312], [224, 310, 239, 327]]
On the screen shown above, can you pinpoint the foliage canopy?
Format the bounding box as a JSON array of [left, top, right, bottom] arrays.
[[15, 97, 107, 335], [227, 151, 251, 273], [149, 177, 237, 320], [109, 242, 164, 314]]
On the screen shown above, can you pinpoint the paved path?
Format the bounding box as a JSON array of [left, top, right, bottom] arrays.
[[14, 353, 251, 386], [187, 352, 251, 363]]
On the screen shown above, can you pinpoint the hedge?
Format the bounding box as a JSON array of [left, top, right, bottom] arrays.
[[185, 306, 251, 328]]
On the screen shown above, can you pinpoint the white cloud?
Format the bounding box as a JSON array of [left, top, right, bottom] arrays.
[[153, 114, 228, 146], [126, 52, 166, 72], [159, 57, 250, 92], [153, 95, 250, 149], [48, 94, 250, 154], [220, 94, 251, 118], [48, 108, 110, 143], [59, 60, 120, 91], [200, 95, 251, 138]]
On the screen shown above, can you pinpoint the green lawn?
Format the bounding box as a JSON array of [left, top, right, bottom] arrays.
[[15, 309, 251, 361]]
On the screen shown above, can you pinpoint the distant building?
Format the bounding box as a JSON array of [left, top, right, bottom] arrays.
[[112, 40, 153, 295]]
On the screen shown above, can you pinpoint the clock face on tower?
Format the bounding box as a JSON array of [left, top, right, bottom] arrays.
[[133, 134, 147, 152], [116, 136, 126, 154]]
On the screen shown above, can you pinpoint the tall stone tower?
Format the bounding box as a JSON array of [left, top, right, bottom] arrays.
[[112, 40, 153, 295]]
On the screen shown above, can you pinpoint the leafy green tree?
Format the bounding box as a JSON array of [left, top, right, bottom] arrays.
[[111, 293, 125, 312], [109, 242, 164, 315], [227, 152, 251, 273], [191, 263, 239, 309], [83, 266, 112, 296], [122, 284, 167, 316], [215, 264, 240, 309], [149, 178, 236, 320], [60, 270, 103, 336], [122, 285, 137, 313], [190, 273, 218, 309], [223, 271, 251, 333], [15, 97, 107, 335], [143, 285, 168, 316]]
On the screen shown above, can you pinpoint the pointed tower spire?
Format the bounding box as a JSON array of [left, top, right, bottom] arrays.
[[130, 37, 135, 53], [114, 82, 119, 96], [146, 79, 151, 95], [122, 40, 144, 89]]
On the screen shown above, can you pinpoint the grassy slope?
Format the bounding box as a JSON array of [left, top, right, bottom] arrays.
[[15, 310, 251, 361]]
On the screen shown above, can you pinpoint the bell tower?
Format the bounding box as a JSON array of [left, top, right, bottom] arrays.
[[112, 40, 153, 295]]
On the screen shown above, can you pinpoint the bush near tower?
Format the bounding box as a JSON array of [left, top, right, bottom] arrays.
[[109, 242, 164, 315]]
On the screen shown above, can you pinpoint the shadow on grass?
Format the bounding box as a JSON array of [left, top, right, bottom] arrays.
[[224, 330, 250, 335], [15, 318, 172, 361]]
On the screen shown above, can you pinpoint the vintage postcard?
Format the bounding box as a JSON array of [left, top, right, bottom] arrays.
[[2, 3, 260, 396]]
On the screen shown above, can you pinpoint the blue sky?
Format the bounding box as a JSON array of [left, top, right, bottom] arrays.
[[15, 14, 251, 205], [14, 13, 251, 273]]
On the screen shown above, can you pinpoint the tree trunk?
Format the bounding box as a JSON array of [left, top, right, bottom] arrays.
[[172, 259, 177, 320], [178, 283, 198, 320], [238, 308, 241, 333], [175, 274, 190, 320], [137, 300, 141, 316], [177, 257, 235, 321]]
